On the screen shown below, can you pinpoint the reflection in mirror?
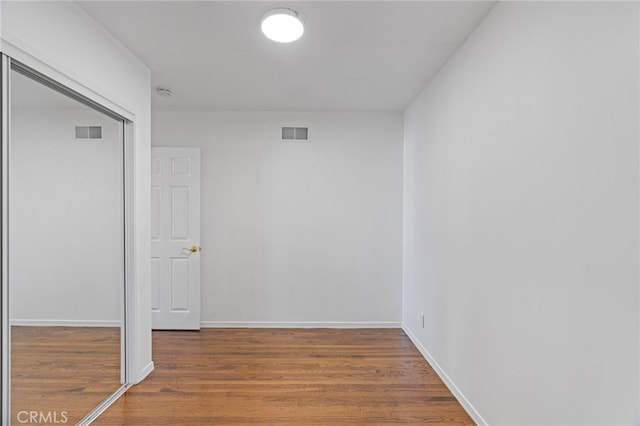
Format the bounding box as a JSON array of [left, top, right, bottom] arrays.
[[9, 68, 124, 424]]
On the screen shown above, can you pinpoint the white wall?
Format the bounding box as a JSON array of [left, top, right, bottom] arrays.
[[9, 108, 122, 325], [153, 111, 403, 326], [403, 2, 639, 425], [1, 1, 152, 383]]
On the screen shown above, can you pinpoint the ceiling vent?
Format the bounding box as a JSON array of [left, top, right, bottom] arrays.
[[282, 127, 308, 141], [75, 126, 103, 140]]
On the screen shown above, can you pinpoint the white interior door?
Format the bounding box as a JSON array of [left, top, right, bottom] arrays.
[[151, 147, 201, 330]]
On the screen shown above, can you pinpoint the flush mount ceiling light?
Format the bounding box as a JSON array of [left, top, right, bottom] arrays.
[[261, 8, 304, 43]]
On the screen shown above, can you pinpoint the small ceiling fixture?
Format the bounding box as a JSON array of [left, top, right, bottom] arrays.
[[261, 8, 304, 43], [156, 87, 173, 98]]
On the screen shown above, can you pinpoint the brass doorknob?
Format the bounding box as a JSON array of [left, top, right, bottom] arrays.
[[184, 246, 199, 253]]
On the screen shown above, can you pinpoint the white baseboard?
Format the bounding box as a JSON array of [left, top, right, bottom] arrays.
[[201, 321, 402, 329], [135, 361, 154, 385], [402, 324, 487, 426], [10, 319, 121, 327]]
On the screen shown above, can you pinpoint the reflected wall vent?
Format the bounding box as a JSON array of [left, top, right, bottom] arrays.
[[75, 126, 102, 140], [282, 127, 308, 141]]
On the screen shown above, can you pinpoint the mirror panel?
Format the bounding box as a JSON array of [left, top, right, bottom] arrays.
[[9, 66, 124, 424]]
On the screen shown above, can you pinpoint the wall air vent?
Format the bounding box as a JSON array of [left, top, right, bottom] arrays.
[[282, 127, 309, 141], [75, 126, 103, 140]]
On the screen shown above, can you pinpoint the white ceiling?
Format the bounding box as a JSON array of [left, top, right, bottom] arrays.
[[77, 1, 495, 112]]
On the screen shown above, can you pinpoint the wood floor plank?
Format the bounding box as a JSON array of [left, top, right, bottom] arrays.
[[11, 326, 122, 425], [96, 328, 475, 425]]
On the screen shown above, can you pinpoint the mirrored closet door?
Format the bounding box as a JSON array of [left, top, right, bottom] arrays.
[[8, 62, 126, 424]]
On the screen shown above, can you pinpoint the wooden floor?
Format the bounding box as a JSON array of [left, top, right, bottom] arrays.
[[97, 328, 474, 425], [11, 326, 122, 424]]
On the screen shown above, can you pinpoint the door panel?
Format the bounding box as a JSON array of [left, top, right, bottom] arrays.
[[8, 60, 127, 424], [150, 185, 161, 240], [150, 258, 161, 312], [171, 186, 190, 239], [151, 147, 201, 330], [170, 258, 190, 311]]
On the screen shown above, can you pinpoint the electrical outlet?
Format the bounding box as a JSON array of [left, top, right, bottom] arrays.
[[421, 313, 425, 328]]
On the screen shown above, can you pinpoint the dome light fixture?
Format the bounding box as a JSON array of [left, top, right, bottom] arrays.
[[261, 8, 304, 43]]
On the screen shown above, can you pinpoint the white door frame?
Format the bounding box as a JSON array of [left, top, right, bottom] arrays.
[[1, 53, 10, 426], [0, 51, 139, 425]]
